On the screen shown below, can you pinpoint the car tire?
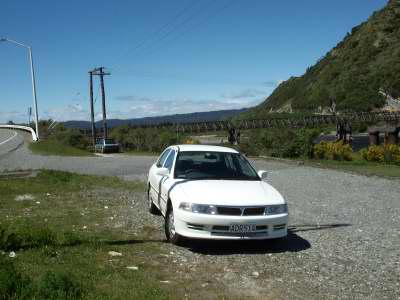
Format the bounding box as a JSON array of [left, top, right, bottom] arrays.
[[165, 205, 183, 245], [147, 187, 159, 215]]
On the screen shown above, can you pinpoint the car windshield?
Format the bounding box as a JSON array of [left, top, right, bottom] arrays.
[[174, 151, 260, 181], [105, 139, 115, 144]]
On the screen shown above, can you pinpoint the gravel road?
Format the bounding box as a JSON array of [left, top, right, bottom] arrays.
[[1, 129, 399, 299], [119, 162, 399, 300], [0, 130, 155, 180]]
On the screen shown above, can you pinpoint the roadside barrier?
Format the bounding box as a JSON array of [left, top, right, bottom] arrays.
[[0, 124, 38, 141]]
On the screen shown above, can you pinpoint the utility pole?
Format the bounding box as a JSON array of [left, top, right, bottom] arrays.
[[88, 67, 110, 142], [89, 71, 96, 149], [99, 67, 108, 139]]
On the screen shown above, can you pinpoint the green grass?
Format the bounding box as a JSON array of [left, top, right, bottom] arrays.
[[0, 170, 240, 299], [304, 159, 400, 179], [0, 171, 169, 300], [29, 140, 93, 157]]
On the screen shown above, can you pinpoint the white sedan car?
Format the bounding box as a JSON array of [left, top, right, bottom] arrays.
[[147, 145, 288, 244]]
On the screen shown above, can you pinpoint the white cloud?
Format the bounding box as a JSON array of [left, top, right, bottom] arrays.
[[111, 96, 260, 119], [0, 110, 28, 124], [41, 103, 88, 121], [1, 91, 265, 123]]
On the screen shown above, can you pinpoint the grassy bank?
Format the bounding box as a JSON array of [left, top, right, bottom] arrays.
[[0, 171, 170, 299], [29, 140, 92, 156], [260, 156, 400, 179], [304, 159, 400, 179]]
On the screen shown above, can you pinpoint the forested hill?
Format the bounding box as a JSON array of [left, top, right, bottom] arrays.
[[243, 0, 400, 119]]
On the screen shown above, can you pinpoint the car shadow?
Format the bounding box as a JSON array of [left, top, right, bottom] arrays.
[[183, 223, 351, 255], [289, 223, 351, 233]]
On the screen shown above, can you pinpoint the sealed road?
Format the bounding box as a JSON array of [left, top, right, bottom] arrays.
[[0, 129, 24, 157]]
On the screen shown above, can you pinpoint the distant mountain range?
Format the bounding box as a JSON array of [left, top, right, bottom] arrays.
[[241, 0, 400, 119], [63, 108, 248, 129]]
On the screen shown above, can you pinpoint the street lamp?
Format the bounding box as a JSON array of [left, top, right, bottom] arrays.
[[0, 37, 40, 139]]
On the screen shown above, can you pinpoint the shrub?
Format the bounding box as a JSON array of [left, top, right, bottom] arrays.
[[0, 255, 34, 300], [313, 141, 353, 161], [362, 144, 400, 164], [384, 144, 400, 164], [246, 128, 321, 158], [37, 271, 83, 300]]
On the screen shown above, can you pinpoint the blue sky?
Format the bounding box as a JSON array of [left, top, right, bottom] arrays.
[[0, 0, 388, 123]]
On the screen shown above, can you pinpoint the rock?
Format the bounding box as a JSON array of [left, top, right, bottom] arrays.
[[108, 251, 122, 257], [160, 280, 170, 284], [9, 251, 16, 258], [15, 194, 35, 201], [251, 271, 260, 278], [126, 266, 139, 270]]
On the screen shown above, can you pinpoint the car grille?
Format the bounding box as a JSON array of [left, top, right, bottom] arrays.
[[216, 206, 265, 216]]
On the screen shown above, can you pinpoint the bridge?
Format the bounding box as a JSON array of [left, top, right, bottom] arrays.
[[122, 112, 400, 133], [80, 111, 400, 146]]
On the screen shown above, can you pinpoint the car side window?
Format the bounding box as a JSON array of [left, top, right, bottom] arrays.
[[156, 149, 171, 168], [163, 150, 176, 172]]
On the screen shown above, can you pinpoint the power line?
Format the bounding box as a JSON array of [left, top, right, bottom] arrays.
[[134, 0, 236, 59], [112, 69, 278, 87], [112, 0, 236, 71], [110, 0, 199, 68]]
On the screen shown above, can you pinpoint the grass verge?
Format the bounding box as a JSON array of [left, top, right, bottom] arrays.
[[260, 155, 400, 179], [303, 159, 400, 179], [0, 170, 168, 299], [29, 140, 92, 157]]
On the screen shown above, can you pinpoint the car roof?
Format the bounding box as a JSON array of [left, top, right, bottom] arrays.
[[172, 144, 239, 153]]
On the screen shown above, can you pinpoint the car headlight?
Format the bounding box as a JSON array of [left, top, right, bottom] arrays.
[[265, 204, 288, 215], [179, 202, 217, 215]]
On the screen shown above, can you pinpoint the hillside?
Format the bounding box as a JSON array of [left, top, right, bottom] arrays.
[[243, 0, 400, 119], [63, 108, 248, 129]]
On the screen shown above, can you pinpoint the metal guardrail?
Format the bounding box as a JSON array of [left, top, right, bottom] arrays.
[[0, 124, 38, 141], [123, 112, 400, 133]]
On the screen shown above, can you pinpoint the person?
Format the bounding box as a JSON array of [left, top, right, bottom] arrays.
[[228, 128, 236, 145]]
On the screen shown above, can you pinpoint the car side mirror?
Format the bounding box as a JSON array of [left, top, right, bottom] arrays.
[[156, 167, 170, 177], [258, 170, 268, 181]]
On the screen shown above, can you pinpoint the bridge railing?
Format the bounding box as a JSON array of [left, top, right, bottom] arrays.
[[0, 124, 38, 141], [119, 111, 400, 134]]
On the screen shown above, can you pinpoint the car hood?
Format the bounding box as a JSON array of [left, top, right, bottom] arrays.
[[174, 179, 285, 206]]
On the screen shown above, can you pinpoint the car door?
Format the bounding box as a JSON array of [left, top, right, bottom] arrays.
[[148, 148, 171, 209], [159, 149, 176, 214]]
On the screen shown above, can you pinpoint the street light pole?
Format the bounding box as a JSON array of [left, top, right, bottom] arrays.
[[0, 38, 40, 139]]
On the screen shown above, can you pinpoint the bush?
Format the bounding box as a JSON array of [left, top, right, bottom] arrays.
[[0, 257, 83, 300], [245, 128, 321, 158], [362, 144, 400, 164], [109, 126, 187, 152], [0, 255, 34, 300], [313, 141, 353, 161], [37, 271, 83, 300], [362, 145, 385, 162]]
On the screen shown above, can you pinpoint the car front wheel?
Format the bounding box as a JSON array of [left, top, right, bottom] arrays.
[[165, 206, 183, 245]]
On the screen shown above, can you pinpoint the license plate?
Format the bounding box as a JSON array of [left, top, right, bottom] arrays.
[[229, 224, 257, 233]]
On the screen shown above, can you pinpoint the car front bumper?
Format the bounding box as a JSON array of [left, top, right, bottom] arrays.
[[174, 209, 288, 240]]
